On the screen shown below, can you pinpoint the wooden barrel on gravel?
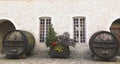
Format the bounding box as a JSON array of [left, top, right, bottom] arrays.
[[0, 19, 16, 52], [2, 30, 35, 58], [89, 31, 119, 60]]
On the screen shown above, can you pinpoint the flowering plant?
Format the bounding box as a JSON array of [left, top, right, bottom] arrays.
[[46, 25, 77, 53], [46, 25, 65, 52], [46, 24, 58, 47]]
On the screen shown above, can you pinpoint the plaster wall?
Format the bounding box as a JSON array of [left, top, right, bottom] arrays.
[[0, 0, 119, 51]]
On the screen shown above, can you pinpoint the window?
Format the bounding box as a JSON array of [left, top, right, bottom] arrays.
[[73, 16, 86, 43], [39, 17, 51, 43]]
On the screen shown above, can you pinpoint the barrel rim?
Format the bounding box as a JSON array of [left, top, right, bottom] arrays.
[[89, 31, 119, 59]]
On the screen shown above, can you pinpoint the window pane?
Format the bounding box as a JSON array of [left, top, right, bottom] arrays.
[[49, 21, 51, 24], [40, 19, 43, 21], [83, 18, 85, 21], [74, 21, 76, 24], [49, 19, 51, 21], [80, 19, 82, 21], [74, 18, 76, 21], [46, 19, 49, 21]]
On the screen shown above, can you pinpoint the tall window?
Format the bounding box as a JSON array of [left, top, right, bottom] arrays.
[[73, 16, 86, 43], [39, 17, 51, 43]]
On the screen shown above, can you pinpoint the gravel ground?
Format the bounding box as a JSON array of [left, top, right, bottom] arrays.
[[0, 43, 120, 64]]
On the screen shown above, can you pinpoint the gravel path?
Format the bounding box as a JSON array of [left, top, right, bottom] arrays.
[[0, 43, 120, 64]]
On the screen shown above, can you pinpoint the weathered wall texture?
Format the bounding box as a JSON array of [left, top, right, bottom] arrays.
[[0, 0, 119, 51]]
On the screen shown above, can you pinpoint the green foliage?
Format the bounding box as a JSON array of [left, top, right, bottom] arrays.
[[46, 24, 58, 47]]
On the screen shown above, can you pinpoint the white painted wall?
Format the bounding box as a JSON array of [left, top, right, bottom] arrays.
[[0, 0, 120, 51]]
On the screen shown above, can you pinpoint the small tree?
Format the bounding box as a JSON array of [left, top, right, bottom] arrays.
[[46, 24, 57, 47]]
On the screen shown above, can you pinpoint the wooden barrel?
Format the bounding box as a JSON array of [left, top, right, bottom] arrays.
[[89, 31, 119, 59], [0, 19, 16, 52], [2, 30, 35, 58]]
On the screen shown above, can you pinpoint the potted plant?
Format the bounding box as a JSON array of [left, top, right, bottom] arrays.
[[46, 25, 77, 58]]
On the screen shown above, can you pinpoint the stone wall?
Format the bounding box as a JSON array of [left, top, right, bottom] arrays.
[[0, 0, 119, 51]]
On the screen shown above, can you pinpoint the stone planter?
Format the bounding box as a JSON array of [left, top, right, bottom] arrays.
[[49, 45, 70, 58]]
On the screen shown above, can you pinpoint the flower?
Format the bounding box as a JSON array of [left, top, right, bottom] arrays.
[[51, 42, 57, 47], [54, 44, 64, 52]]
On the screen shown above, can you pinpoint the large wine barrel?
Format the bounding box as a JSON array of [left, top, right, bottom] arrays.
[[110, 19, 120, 56], [2, 30, 35, 58], [0, 19, 16, 52], [89, 31, 119, 59]]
